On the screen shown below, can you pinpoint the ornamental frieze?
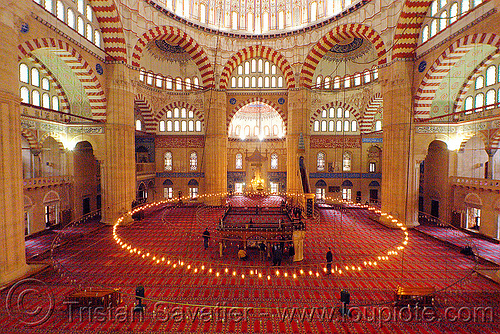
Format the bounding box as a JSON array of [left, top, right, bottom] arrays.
[[310, 135, 361, 148], [156, 135, 205, 148]]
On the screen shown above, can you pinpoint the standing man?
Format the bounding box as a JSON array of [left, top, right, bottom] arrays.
[[202, 228, 210, 250], [326, 247, 333, 275]]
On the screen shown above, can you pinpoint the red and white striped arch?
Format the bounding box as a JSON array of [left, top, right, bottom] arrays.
[[219, 45, 296, 90], [131, 26, 214, 88], [414, 33, 500, 119], [88, 0, 127, 62], [156, 101, 204, 127], [227, 97, 287, 132], [310, 101, 360, 129], [301, 24, 387, 88], [453, 50, 500, 112], [392, 0, 434, 59], [25, 56, 70, 113], [361, 93, 383, 133], [134, 94, 155, 132], [18, 38, 106, 121], [21, 128, 41, 150]]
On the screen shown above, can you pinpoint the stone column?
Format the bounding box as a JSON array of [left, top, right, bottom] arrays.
[[99, 63, 136, 224], [0, 3, 30, 284], [380, 61, 419, 227], [286, 88, 311, 194], [486, 149, 497, 179], [203, 90, 227, 205]]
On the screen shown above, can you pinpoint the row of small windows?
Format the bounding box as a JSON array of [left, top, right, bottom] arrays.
[[34, 0, 102, 47], [163, 151, 198, 171], [231, 76, 284, 89], [166, 0, 346, 32], [235, 153, 278, 170], [139, 70, 201, 90], [233, 125, 282, 137], [421, 0, 482, 44], [314, 120, 358, 132], [314, 67, 379, 90], [20, 87, 60, 110], [20, 65, 51, 89], [463, 65, 500, 113], [162, 180, 199, 199], [158, 120, 203, 132]]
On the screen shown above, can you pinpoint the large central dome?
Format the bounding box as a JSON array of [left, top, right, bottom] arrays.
[[153, 0, 358, 33]]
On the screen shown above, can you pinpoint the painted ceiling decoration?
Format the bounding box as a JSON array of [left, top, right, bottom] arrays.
[[146, 40, 191, 63], [323, 37, 373, 62]]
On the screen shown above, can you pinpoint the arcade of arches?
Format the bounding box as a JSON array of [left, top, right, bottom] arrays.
[[1, 0, 500, 332]]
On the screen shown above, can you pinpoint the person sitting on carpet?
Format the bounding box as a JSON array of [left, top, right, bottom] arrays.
[[238, 247, 248, 260]]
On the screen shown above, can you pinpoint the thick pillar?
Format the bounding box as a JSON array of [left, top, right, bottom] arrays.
[[204, 90, 227, 205], [0, 4, 30, 284], [100, 64, 136, 224], [380, 61, 419, 227], [287, 89, 311, 194]]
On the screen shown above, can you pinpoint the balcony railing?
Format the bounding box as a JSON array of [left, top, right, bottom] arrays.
[[450, 176, 500, 192], [136, 163, 156, 175], [24, 176, 72, 189], [21, 103, 100, 124]]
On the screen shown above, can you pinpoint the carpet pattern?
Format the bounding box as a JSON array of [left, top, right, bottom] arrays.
[[4, 197, 499, 333]]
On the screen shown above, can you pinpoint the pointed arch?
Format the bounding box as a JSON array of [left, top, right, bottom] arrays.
[[458, 132, 490, 152], [131, 26, 214, 88], [88, 0, 127, 62], [23, 56, 70, 113], [361, 93, 383, 133], [135, 94, 155, 132], [40, 133, 66, 151], [21, 128, 41, 150], [227, 97, 287, 132], [414, 33, 500, 118], [301, 24, 387, 88], [156, 101, 204, 125], [309, 101, 360, 128], [219, 45, 296, 89], [18, 38, 106, 120]]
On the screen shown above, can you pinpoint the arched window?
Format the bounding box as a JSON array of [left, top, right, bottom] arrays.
[[193, 77, 199, 87], [354, 73, 361, 86], [328, 120, 334, 132], [245, 77, 250, 88], [232, 11, 238, 30], [174, 120, 180, 131], [245, 61, 250, 74], [422, 25, 429, 43], [176, 77, 182, 90], [375, 120, 382, 131], [45, 0, 53, 12], [135, 119, 142, 131], [235, 153, 243, 169], [163, 179, 173, 199], [156, 74, 163, 88], [277, 77, 283, 88], [324, 76, 331, 89], [166, 77, 173, 89], [270, 153, 278, 169], [486, 65, 496, 86], [19, 64, 29, 83], [200, 3, 207, 23], [189, 152, 198, 170], [342, 152, 352, 171], [231, 77, 237, 88], [164, 152, 173, 171], [474, 93, 484, 112], [313, 120, 320, 132], [264, 61, 270, 74], [195, 120, 202, 132], [322, 109, 327, 118], [430, 20, 437, 37], [188, 120, 194, 131], [86, 4, 93, 21], [317, 152, 326, 171], [364, 71, 371, 83], [147, 72, 154, 85], [329, 108, 335, 118], [278, 11, 285, 29], [78, 0, 85, 13], [181, 120, 187, 132], [321, 120, 327, 132], [31, 68, 40, 86], [486, 89, 496, 109], [77, 16, 85, 35], [139, 68, 145, 82], [337, 107, 343, 118], [336, 120, 342, 131], [166, 120, 173, 131], [20, 87, 30, 103], [344, 120, 350, 131], [351, 120, 357, 132], [32, 91, 40, 106], [439, 11, 447, 31], [464, 96, 473, 111], [316, 76, 322, 87], [310, 2, 317, 21], [52, 96, 59, 111], [86, 23, 93, 40], [185, 78, 191, 90], [333, 76, 341, 89], [57, 1, 65, 20], [475, 75, 484, 89], [42, 93, 50, 109], [344, 76, 351, 88], [159, 120, 166, 132], [67, 8, 75, 28], [450, 3, 458, 23], [42, 78, 50, 90]]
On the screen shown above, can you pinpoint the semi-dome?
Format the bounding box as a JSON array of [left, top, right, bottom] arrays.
[[151, 0, 360, 34]]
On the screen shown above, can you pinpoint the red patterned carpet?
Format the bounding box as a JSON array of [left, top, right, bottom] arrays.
[[3, 197, 500, 333]]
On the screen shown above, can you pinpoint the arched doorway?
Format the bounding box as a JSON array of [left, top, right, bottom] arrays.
[[74, 141, 100, 216]]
